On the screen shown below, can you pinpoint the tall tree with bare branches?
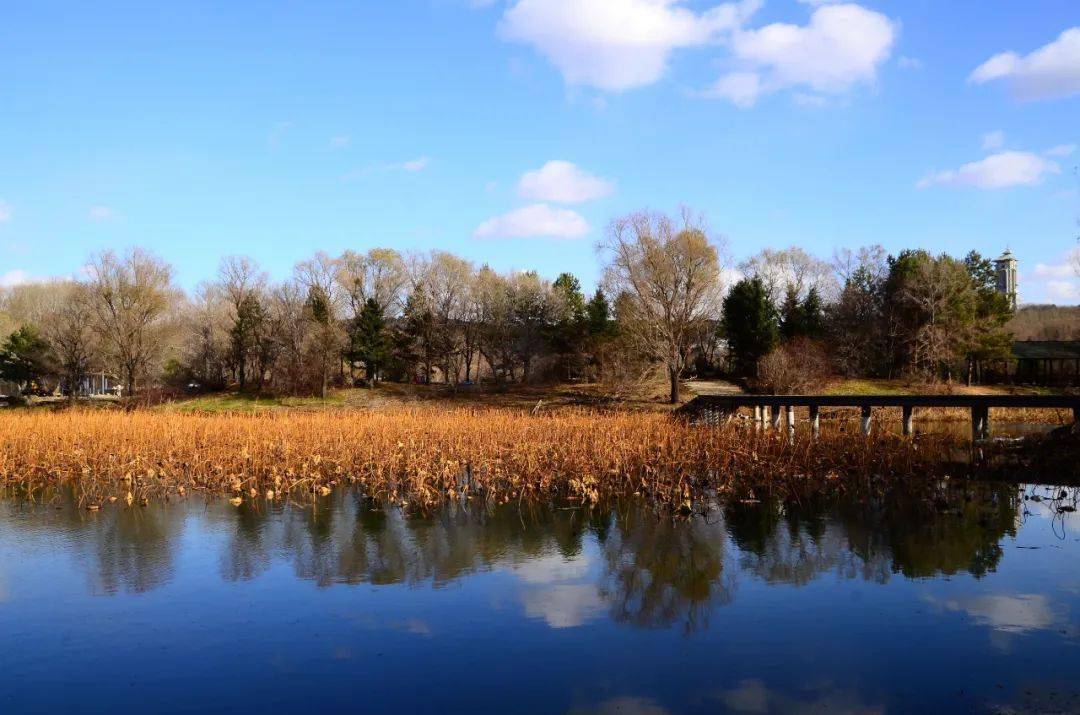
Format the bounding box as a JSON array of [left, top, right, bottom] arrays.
[[86, 248, 176, 396], [600, 209, 724, 403]]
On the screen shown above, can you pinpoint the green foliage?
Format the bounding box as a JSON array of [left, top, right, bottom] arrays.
[[0, 325, 56, 390], [550, 273, 588, 379], [778, 286, 801, 342], [779, 286, 827, 343], [304, 286, 333, 325], [230, 293, 266, 387], [345, 298, 391, 382], [964, 250, 997, 293], [586, 288, 614, 337], [881, 249, 1013, 380], [722, 277, 779, 376]]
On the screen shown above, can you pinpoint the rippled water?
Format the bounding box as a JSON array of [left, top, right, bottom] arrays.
[[1, 483, 1078, 714]]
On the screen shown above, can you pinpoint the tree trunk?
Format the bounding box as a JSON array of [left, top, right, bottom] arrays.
[[668, 364, 680, 404]]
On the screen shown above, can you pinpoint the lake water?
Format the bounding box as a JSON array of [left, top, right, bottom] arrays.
[[1, 483, 1078, 714]]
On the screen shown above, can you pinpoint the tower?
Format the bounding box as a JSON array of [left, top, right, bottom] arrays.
[[994, 249, 1018, 310]]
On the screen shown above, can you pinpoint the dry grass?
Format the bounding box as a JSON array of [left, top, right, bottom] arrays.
[[0, 407, 957, 510]]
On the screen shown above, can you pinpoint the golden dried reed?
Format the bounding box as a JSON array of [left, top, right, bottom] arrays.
[[0, 407, 953, 508]]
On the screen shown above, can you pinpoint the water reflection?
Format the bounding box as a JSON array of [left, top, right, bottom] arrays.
[[0, 483, 1040, 614], [1, 483, 1078, 714]]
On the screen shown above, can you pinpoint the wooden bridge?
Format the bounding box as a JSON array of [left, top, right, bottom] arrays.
[[677, 394, 1080, 441]]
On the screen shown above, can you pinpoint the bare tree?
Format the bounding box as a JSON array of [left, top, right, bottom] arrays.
[[86, 248, 176, 396], [336, 248, 407, 319], [832, 245, 888, 285], [218, 256, 268, 388], [294, 254, 344, 397], [43, 282, 98, 399], [183, 282, 231, 389], [600, 209, 724, 403], [741, 246, 838, 303], [472, 266, 516, 384], [508, 271, 556, 382], [405, 251, 472, 383]]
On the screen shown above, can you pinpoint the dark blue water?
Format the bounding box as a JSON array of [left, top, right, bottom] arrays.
[[1, 484, 1078, 714]]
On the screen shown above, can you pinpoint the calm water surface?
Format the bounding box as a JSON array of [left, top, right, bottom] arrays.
[[2, 483, 1079, 714]]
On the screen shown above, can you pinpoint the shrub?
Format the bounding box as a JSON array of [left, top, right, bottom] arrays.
[[755, 338, 833, 394]]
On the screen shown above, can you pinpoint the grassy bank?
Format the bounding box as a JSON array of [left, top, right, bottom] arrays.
[[0, 407, 954, 509]]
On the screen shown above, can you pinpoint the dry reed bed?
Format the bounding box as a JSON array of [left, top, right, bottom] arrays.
[[0, 408, 954, 509]]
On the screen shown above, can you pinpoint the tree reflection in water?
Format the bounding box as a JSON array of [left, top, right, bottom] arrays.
[[3, 482, 1027, 627], [726, 482, 1022, 586], [1, 489, 184, 594], [599, 503, 733, 633]]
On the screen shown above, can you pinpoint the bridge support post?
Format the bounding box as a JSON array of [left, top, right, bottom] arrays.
[[971, 406, 990, 442], [785, 406, 795, 443], [753, 405, 762, 431], [809, 404, 820, 438], [770, 405, 782, 432], [902, 405, 915, 437], [860, 406, 873, 436]]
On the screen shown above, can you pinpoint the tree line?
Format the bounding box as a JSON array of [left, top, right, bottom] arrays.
[[0, 208, 1016, 402]]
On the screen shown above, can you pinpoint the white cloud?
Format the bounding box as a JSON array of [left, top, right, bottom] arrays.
[[708, 3, 897, 107], [510, 553, 591, 584], [340, 157, 431, 181], [981, 130, 1005, 151], [474, 203, 590, 239], [400, 157, 429, 172], [520, 584, 605, 628], [517, 160, 614, 204], [1047, 280, 1080, 302], [0, 201, 11, 223], [498, 0, 761, 92], [703, 70, 761, 107], [917, 151, 1060, 190], [1032, 250, 1080, 303], [935, 594, 1059, 634], [1033, 260, 1076, 279], [898, 55, 922, 70], [793, 92, 827, 107], [970, 27, 1080, 101], [0, 269, 32, 287], [329, 135, 351, 149], [88, 205, 116, 221], [1045, 143, 1077, 157]]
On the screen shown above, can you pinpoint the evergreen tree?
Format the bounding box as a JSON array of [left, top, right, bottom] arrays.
[[345, 298, 390, 383], [398, 288, 437, 383], [586, 288, 613, 337], [778, 286, 802, 342], [721, 277, 778, 376], [550, 273, 588, 378], [0, 325, 57, 394], [230, 293, 266, 388], [800, 287, 826, 339]]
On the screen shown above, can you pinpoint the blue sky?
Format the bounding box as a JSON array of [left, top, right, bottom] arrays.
[[1, 1, 1078, 302]]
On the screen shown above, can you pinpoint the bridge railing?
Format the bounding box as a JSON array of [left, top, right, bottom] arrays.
[[677, 395, 1080, 442]]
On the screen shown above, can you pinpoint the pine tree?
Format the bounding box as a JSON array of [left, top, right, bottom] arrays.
[[0, 325, 57, 394], [778, 286, 803, 342], [586, 288, 612, 337], [721, 278, 779, 376], [800, 287, 826, 339], [345, 298, 390, 383]]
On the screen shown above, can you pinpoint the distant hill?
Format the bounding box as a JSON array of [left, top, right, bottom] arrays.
[[1008, 305, 1080, 341]]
